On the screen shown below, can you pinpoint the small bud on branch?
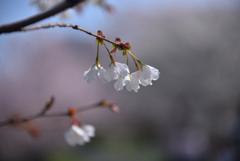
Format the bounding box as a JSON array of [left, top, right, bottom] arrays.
[[43, 96, 55, 112]]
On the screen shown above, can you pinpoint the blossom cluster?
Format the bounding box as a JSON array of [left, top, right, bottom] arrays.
[[84, 32, 160, 92], [84, 63, 160, 92]]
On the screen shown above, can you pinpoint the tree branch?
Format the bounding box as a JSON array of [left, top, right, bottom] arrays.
[[0, 0, 84, 34], [0, 99, 117, 127], [20, 23, 119, 46], [0, 101, 101, 127]]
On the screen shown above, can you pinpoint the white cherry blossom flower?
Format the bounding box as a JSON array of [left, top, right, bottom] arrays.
[[105, 64, 119, 81], [84, 65, 111, 83], [143, 65, 160, 80], [125, 73, 140, 92], [64, 124, 95, 147], [82, 124, 95, 137], [137, 65, 160, 86], [114, 77, 126, 91], [105, 62, 130, 82], [84, 65, 98, 83], [114, 74, 140, 92], [115, 62, 130, 77], [64, 125, 90, 146], [97, 67, 109, 83]]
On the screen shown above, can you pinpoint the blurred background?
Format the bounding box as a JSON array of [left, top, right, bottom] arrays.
[[1, 0, 240, 160]]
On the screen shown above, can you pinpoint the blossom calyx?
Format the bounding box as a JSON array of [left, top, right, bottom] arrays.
[[68, 108, 77, 117], [110, 37, 122, 54], [96, 30, 105, 45], [120, 42, 131, 50]]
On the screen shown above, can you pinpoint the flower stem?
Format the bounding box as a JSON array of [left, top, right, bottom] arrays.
[[103, 42, 115, 65], [96, 43, 99, 68], [126, 53, 129, 66], [128, 50, 140, 70], [127, 50, 139, 61]]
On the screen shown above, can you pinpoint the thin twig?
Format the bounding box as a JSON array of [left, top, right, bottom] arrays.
[[0, 100, 101, 127], [0, 0, 84, 34], [20, 23, 119, 46], [41, 103, 100, 118]]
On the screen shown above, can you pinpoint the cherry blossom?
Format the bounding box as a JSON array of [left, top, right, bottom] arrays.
[[114, 76, 127, 91], [136, 65, 160, 86], [82, 124, 95, 137], [105, 62, 130, 82], [97, 67, 109, 83], [64, 124, 95, 146], [104, 64, 119, 81], [125, 73, 140, 92], [114, 62, 130, 77], [114, 74, 140, 92], [83, 65, 98, 83], [84, 64, 125, 84]]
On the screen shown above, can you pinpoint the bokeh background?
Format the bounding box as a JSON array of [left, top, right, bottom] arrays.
[[1, 0, 240, 160]]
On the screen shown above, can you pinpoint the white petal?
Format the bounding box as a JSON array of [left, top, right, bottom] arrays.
[[131, 70, 141, 78], [72, 125, 90, 143], [149, 66, 160, 80], [125, 81, 132, 92], [64, 125, 90, 146], [142, 65, 152, 80], [98, 67, 109, 83], [137, 65, 160, 86], [64, 127, 77, 146], [105, 65, 119, 81], [114, 77, 125, 91], [131, 76, 140, 92], [115, 62, 130, 77], [124, 75, 132, 92], [82, 124, 95, 137], [84, 65, 98, 83], [139, 75, 151, 86]]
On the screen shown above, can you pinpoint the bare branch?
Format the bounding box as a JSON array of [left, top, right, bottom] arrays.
[[0, 99, 105, 127], [20, 23, 119, 46], [0, 0, 85, 34]]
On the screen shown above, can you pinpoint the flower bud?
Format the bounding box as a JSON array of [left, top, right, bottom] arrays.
[[97, 30, 103, 36], [96, 30, 106, 44], [99, 100, 119, 113], [44, 96, 55, 111], [115, 37, 121, 43], [68, 108, 77, 117]]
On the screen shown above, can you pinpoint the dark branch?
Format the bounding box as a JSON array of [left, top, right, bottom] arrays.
[[0, 0, 84, 34]]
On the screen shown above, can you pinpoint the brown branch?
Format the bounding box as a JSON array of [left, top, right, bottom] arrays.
[[0, 0, 85, 34], [0, 99, 109, 127], [40, 102, 100, 118], [20, 23, 119, 46]]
